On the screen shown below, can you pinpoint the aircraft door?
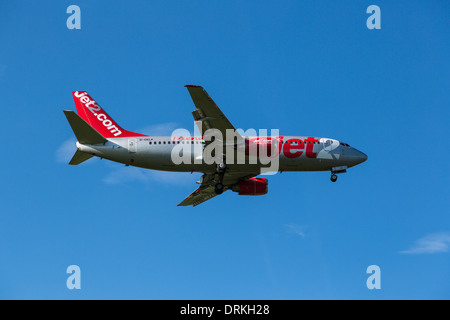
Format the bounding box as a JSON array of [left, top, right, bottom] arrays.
[[128, 138, 137, 153]]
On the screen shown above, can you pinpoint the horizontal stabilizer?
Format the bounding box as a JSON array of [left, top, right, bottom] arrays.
[[69, 149, 94, 165], [63, 110, 107, 144]]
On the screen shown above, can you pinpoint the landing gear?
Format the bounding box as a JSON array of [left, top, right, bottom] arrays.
[[214, 162, 227, 194], [217, 162, 227, 173], [330, 166, 347, 183], [330, 174, 338, 183], [214, 182, 224, 195]]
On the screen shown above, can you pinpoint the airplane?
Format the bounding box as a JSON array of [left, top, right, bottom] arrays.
[[63, 85, 368, 206]]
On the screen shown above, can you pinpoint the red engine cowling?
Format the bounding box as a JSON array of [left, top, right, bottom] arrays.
[[237, 178, 268, 196]]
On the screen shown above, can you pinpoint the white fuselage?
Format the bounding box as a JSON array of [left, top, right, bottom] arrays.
[[77, 135, 368, 175]]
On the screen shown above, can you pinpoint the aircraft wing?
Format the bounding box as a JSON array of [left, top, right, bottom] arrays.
[[177, 172, 258, 207], [179, 85, 255, 206], [176, 182, 218, 207], [184, 85, 244, 144]]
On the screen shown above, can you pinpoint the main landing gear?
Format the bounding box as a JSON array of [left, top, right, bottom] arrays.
[[214, 182, 224, 194], [217, 162, 226, 173], [330, 174, 338, 182], [214, 162, 227, 194]]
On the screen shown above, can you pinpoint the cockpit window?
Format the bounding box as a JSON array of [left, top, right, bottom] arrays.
[[340, 142, 351, 147]]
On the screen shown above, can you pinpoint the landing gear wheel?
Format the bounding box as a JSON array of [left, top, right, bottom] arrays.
[[330, 174, 338, 183], [217, 162, 227, 173], [214, 183, 224, 195]]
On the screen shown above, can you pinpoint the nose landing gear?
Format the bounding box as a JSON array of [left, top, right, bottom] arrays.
[[330, 166, 347, 183]]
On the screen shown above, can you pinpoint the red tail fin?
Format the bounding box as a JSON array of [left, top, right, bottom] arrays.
[[72, 91, 146, 138]]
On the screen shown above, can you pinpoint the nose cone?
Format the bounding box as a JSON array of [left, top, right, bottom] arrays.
[[355, 150, 368, 165], [345, 148, 368, 167]]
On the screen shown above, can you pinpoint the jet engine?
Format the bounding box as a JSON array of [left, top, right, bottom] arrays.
[[232, 177, 269, 196]]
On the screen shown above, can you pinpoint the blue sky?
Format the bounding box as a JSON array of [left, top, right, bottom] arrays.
[[0, 0, 449, 299]]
